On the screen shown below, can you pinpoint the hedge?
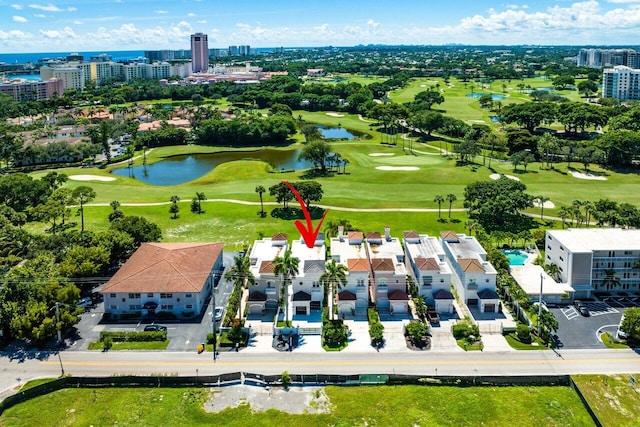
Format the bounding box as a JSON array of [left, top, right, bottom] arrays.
[[99, 331, 166, 342]]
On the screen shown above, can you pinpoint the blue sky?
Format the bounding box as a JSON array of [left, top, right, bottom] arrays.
[[2, 1, 640, 53]]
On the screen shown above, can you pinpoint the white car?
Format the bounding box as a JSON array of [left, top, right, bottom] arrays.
[[617, 313, 627, 339], [77, 297, 92, 308], [214, 307, 224, 321]]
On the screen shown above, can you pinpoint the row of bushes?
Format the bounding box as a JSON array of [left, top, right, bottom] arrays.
[[99, 331, 166, 342]]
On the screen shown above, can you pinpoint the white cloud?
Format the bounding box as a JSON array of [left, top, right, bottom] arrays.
[[187, 13, 196, 17], [34, 13, 46, 18], [607, 0, 640, 3], [11, 4, 23, 10], [197, 20, 207, 24], [155, 10, 168, 14], [74, 20, 84, 25], [13, 16, 28, 23], [40, 26, 77, 39], [29, 3, 76, 12]]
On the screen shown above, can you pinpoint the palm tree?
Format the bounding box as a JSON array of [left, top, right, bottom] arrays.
[[170, 195, 180, 219], [273, 248, 299, 326], [72, 185, 96, 232], [557, 206, 570, 229], [536, 195, 550, 220], [319, 259, 348, 320], [602, 269, 621, 291], [224, 255, 255, 323], [446, 193, 457, 219], [324, 218, 354, 237], [434, 194, 445, 219], [255, 185, 266, 217], [195, 192, 206, 214], [544, 263, 561, 281]]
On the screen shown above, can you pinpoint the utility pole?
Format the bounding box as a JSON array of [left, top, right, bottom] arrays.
[[211, 273, 217, 362], [538, 273, 544, 337], [55, 302, 62, 344]]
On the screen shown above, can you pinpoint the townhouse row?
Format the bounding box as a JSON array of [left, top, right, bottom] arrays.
[[101, 229, 498, 320]]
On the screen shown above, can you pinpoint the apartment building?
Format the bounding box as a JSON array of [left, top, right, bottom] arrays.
[[545, 228, 640, 298], [366, 227, 408, 314], [602, 65, 640, 101], [403, 231, 454, 314], [440, 231, 498, 313], [0, 77, 64, 101], [247, 233, 289, 315], [191, 33, 209, 73], [330, 228, 370, 316], [290, 235, 326, 316]]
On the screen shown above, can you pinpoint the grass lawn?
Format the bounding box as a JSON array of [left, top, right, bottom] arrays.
[[456, 338, 483, 351], [0, 384, 593, 426], [18, 378, 57, 391], [600, 332, 629, 349], [504, 333, 549, 350], [86, 340, 169, 350], [573, 374, 640, 426]]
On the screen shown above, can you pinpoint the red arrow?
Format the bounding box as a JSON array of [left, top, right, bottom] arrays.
[[282, 181, 329, 248]]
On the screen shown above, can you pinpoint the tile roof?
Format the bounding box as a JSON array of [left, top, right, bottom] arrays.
[[101, 242, 223, 294], [371, 258, 395, 272], [440, 230, 459, 242], [433, 289, 454, 300], [347, 258, 370, 272], [248, 291, 267, 301], [347, 231, 363, 240], [458, 258, 486, 273], [337, 290, 357, 301], [259, 260, 276, 274], [478, 289, 499, 299], [414, 257, 440, 271], [293, 291, 311, 301], [304, 259, 326, 273], [272, 232, 288, 241], [403, 230, 420, 239], [388, 289, 409, 300], [366, 231, 382, 240]]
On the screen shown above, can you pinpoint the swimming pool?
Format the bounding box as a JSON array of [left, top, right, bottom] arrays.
[[501, 249, 529, 266]]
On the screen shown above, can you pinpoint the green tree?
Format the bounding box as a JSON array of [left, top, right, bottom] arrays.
[[298, 140, 332, 173], [58, 245, 110, 278], [433, 194, 445, 219], [294, 181, 323, 210], [414, 89, 445, 110], [319, 259, 348, 321], [72, 186, 96, 232], [195, 192, 206, 214], [110, 216, 162, 246], [169, 195, 180, 219], [446, 193, 457, 219], [224, 255, 255, 323], [620, 307, 640, 341], [300, 124, 322, 142], [538, 310, 559, 344], [273, 247, 299, 326], [255, 185, 266, 217], [577, 80, 598, 98]]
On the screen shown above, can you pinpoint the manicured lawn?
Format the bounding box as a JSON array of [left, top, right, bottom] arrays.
[[18, 378, 57, 391], [504, 333, 550, 350], [456, 338, 483, 351], [0, 384, 593, 426], [573, 374, 640, 426], [86, 340, 169, 351], [600, 332, 629, 349]]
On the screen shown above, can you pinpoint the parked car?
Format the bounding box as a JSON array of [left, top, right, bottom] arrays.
[[426, 310, 440, 325], [77, 297, 92, 308], [575, 302, 590, 317], [617, 313, 627, 339], [143, 324, 167, 332], [214, 306, 224, 322]]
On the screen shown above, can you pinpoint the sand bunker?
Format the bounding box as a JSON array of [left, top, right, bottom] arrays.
[[69, 175, 116, 182], [420, 84, 427, 87], [369, 153, 395, 157], [326, 112, 345, 117], [490, 173, 520, 181], [376, 166, 419, 171], [569, 170, 607, 181], [533, 199, 555, 209]]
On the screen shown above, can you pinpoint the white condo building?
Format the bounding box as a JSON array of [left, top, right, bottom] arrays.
[[603, 65, 640, 101], [290, 235, 326, 316], [545, 228, 640, 299], [366, 227, 408, 314], [247, 233, 288, 315], [330, 229, 370, 316], [403, 231, 454, 314], [440, 231, 499, 313]]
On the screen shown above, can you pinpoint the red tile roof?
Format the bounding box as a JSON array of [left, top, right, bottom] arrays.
[[414, 257, 440, 271], [458, 258, 485, 273], [259, 260, 276, 274], [248, 291, 267, 301], [371, 258, 395, 272], [272, 232, 288, 241], [101, 242, 223, 294], [347, 231, 363, 240], [388, 290, 409, 300], [440, 230, 459, 241], [337, 290, 357, 301], [403, 231, 419, 239], [347, 258, 370, 272], [366, 231, 381, 240]]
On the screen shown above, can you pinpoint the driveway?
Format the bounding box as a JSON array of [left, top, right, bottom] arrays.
[[550, 302, 624, 349]]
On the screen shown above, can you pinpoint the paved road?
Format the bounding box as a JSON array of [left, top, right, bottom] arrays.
[[1, 348, 639, 397]]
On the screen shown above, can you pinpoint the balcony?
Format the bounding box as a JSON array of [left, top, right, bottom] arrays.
[[265, 287, 277, 295]]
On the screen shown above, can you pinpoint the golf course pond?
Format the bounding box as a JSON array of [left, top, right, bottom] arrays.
[[111, 148, 314, 185]]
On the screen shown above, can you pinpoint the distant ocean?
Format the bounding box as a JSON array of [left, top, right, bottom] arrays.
[[0, 50, 146, 65]]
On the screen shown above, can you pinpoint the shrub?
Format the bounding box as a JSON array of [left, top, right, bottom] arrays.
[[281, 371, 291, 390], [516, 324, 532, 343], [405, 321, 430, 343], [100, 331, 166, 342], [452, 321, 480, 340], [103, 336, 113, 350], [323, 320, 348, 348]]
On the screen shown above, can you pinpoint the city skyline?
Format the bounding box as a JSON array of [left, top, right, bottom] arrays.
[[2, 1, 640, 54]]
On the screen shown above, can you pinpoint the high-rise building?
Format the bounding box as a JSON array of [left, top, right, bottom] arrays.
[[190, 33, 209, 73], [602, 65, 640, 101]]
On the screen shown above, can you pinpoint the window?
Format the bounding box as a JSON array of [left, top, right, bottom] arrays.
[[560, 246, 564, 251], [423, 276, 433, 286], [299, 282, 303, 286], [312, 282, 320, 288], [177, 298, 180, 302], [160, 293, 173, 299], [128, 293, 140, 299], [129, 304, 141, 310], [122, 298, 125, 302], [357, 279, 365, 287], [186, 305, 193, 309], [161, 304, 174, 310], [486, 279, 490, 283], [559, 256, 564, 262], [185, 294, 192, 298], [110, 305, 117, 310], [147, 293, 154, 298], [547, 245, 551, 251], [110, 293, 116, 298]]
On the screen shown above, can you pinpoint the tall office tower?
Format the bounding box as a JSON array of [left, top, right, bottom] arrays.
[[190, 33, 209, 73]]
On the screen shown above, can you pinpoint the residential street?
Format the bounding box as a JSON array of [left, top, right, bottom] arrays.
[[1, 348, 639, 398]]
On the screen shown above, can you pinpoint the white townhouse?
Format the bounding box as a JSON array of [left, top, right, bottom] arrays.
[[440, 231, 499, 313], [403, 231, 454, 314], [247, 233, 288, 315], [290, 234, 326, 316], [366, 227, 408, 314], [330, 228, 370, 316], [101, 242, 224, 319], [545, 228, 640, 299]]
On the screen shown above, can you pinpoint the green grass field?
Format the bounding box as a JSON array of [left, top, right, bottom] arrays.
[[0, 384, 594, 426], [573, 374, 640, 426]]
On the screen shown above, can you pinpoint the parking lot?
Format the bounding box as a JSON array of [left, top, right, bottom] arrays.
[[551, 300, 627, 349]]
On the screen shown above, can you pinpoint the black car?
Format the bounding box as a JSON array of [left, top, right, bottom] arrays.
[[574, 302, 590, 317], [143, 324, 167, 332]]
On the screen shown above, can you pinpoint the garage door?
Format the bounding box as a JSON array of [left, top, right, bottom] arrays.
[[391, 302, 407, 314], [296, 306, 307, 315]]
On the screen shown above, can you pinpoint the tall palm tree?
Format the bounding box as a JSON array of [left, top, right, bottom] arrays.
[[273, 248, 299, 326], [557, 206, 570, 229], [319, 259, 348, 320], [195, 192, 206, 214], [446, 193, 457, 219], [602, 269, 621, 291], [544, 263, 561, 281], [434, 194, 445, 219], [536, 195, 550, 220], [255, 185, 266, 217], [224, 255, 255, 323], [72, 185, 96, 232], [170, 195, 180, 219]]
